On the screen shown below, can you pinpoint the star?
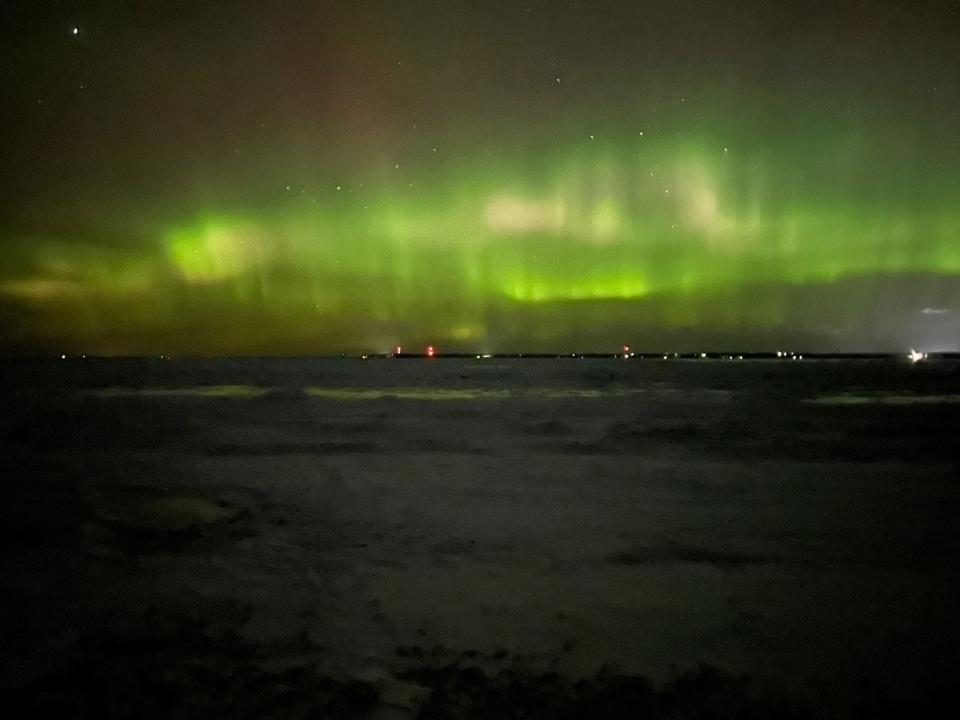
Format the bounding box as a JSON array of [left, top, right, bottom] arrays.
[[71, 27, 79, 36]]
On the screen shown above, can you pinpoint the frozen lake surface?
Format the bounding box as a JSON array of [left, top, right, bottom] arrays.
[[2, 357, 959, 718]]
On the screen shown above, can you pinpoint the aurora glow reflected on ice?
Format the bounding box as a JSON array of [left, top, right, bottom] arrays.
[[1, 1, 958, 354]]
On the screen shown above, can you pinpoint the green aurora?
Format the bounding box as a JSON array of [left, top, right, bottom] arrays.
[[1, 1, 958, 353]]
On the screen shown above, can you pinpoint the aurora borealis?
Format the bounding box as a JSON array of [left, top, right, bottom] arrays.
[[2, 1, 959, 354]]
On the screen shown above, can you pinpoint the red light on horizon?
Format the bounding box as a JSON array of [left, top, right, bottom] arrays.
[[394, 345, 403, 355], [426, 345, 436, 358], [623, 344, 631, 354]]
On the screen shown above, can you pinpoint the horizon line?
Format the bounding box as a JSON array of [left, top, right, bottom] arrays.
[[4, 351, 959, 361]]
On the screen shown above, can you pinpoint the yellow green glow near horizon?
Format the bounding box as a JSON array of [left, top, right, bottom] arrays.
[[159, 139, 960, 303], [4, 133, 960, 353]]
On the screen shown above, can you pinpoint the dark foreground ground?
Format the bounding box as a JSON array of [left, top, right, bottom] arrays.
[[1, 357, 959, 718]]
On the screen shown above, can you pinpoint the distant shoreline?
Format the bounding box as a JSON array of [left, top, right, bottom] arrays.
[[6, 352, 960, 362]]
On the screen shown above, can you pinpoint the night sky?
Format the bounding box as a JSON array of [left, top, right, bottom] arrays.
[[2, 0, 959, 354]]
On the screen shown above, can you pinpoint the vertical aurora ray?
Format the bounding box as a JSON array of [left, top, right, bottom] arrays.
[[5, 127, 956, 354], [90, 130, 950, 352]]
